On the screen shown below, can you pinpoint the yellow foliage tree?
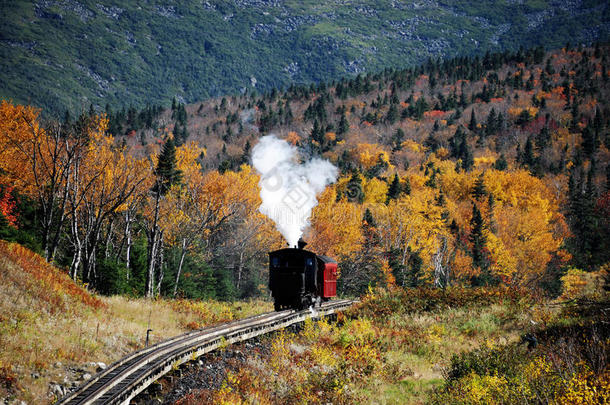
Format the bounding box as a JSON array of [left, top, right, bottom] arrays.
[[352, 143, 391, 170], [309, 186, 363, 261], [371, 190, 448, 286], [362, 177, 388, 204]]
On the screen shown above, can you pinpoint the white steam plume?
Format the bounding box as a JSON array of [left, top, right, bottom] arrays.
[[252, 135, 338, 248]]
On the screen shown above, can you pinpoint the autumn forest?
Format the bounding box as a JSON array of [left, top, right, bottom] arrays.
[[1, 43, 609, 302]]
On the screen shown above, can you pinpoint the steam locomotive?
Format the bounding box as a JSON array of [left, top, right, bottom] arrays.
[[268, 239, 338, 311]]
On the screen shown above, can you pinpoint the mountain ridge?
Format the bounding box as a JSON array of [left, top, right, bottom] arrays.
[[1, 0, 609, 116]]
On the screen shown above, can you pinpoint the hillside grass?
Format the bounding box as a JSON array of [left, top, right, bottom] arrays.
[[0, 241, 271, 404], [177, 287, 609, 404]]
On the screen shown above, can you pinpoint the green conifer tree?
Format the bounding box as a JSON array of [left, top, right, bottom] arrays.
[[386, 174, 401, 204], [153, 137, 182, 195], [386, 104, 398, 124], [485, 108, 497, 136], [494, 154, 508, 171], [468, 109, 477, 131], [346, 171, 364, 203], [523, 136, 535, 168], [469, 204, 487, 271], [472, 174, 487, 200], [337, 110, 349, 136]]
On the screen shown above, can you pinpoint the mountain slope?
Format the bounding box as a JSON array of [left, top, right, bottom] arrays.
[[1, 0, 609, 116]]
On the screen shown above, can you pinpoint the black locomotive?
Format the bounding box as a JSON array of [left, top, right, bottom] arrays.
[[268, 239, 338, 311]]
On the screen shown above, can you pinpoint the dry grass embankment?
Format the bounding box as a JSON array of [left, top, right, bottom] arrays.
[[0, 241, 271, 404], [177, 287, 532, 404]]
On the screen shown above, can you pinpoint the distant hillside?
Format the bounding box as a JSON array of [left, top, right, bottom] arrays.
[[1, 0, 609, 116], [121, 44, 610, 182]]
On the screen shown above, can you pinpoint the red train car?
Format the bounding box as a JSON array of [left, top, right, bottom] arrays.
[[317, 255, 337, 298], [268, 242, 338, 311]]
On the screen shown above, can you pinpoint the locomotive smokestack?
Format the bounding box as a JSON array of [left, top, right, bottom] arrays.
[[297, 238, 307, 250]]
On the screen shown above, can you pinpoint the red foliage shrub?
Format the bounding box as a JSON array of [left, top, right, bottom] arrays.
[[522, 115, 547, 134], [0, 186, 17, 228], [185, 321, 201, 330], [424, 110, 447, 119]]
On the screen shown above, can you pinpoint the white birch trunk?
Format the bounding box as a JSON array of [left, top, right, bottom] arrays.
[[172, 238, 188, 297]]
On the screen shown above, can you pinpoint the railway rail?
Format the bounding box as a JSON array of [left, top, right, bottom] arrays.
[[57, 299, 355, 405]]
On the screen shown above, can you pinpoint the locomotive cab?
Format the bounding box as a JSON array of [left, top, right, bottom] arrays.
[[269, 244, 338, 311], [269, 248, 317, 310]]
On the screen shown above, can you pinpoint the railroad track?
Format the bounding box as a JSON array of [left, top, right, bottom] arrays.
[[57, 299, 355, 405]]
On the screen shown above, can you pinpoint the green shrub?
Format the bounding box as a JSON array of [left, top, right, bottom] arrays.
[[444, 344, 527, 383]]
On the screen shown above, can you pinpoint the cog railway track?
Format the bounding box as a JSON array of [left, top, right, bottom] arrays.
[[57, 299, 355, 405]]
